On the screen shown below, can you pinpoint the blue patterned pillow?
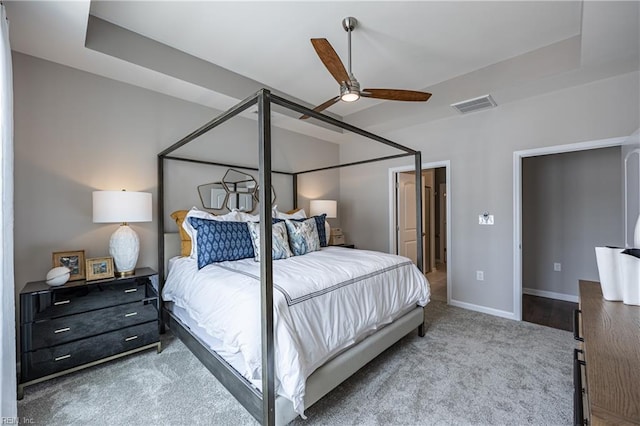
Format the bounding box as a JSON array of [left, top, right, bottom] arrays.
[[188, 217, 254, 268], [246, 221, 293, 262], [285, 218, 321, 256], [275, 214, 328, 246]]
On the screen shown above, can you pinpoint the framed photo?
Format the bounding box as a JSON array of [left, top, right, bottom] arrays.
[[52, 250, 85, 281], [85, 257, 115, 281]]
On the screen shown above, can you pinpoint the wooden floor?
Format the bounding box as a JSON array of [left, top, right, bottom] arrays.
[[425, 262, 447, 302], [522, 294, 578, 332]]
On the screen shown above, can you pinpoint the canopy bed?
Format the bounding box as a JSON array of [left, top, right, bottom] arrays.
[[157, 89, 428, 425]]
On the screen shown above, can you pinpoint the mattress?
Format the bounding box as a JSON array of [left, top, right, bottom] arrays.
[[162, 246, 430, 415]]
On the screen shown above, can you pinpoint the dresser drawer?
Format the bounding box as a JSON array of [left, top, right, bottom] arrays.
[[23, 301, 158, 352], [21, 279, 151, 323], [21, 321, 158, 382]]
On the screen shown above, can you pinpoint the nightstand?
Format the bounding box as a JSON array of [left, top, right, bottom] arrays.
[[18, 267, 160, 399]]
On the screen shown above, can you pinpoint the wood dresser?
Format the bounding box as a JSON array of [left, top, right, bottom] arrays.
[[575, 280, 640, 425]]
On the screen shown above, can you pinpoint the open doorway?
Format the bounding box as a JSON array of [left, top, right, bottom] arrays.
[[513, 137, 627, 322], [389, 162, 450, 303]]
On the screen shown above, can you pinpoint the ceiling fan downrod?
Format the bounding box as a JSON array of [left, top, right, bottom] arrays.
[[342, 16, 358, 78], [341, 16, 360, 101]]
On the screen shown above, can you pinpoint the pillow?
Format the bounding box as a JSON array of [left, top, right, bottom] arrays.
[[188, 217, 254, 269], [183, 208, 242, 259], [285, 218, 320, 256], [310, 214, 328, 247], [170, 210, 192, 257], [236, 210, 260, 222], [325, 220, 331, 244], [286, 208, 305, 216], [273, 213, 328, 247], [246, 221, 293, 261], [274, 206, 307, 220]]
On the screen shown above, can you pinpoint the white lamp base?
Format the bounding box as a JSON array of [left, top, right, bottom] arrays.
[[109, 224, 139, 277]]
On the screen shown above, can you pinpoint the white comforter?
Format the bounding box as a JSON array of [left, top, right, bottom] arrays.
[[162, 246, 430, 415]]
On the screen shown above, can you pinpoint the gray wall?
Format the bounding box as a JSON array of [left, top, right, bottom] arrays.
[[12, 52, 340, 295], [339, 71, 639, 317], [522, 147, 622, 299], [10, 52, 640, 322]]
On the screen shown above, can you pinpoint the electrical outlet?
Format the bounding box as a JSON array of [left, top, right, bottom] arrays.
[[554, 263, 562, 272], [476, 270, 484, 281]]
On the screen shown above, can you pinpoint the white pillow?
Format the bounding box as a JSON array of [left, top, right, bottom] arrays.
[[182, 207, 241, 259], [325, 221, 331, 244], [274, 207, 307, 220], [236, 210, 260, 222]]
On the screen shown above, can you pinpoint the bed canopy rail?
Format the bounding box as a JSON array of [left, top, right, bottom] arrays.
[[157, 88, 423, 425]]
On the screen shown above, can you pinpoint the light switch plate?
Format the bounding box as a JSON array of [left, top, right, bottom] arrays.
[[479, 215, 494, 225]]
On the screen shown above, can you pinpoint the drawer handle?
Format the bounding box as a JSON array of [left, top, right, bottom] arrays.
[[573, 310, 584, 342], [54, 327, 70, 334], [54, 354, 71, 362], [54, 300, 70, 306], [124, 312, 138, 317], [124, 288, 137, 293], [573, 349, 586, 425], [125, 335, 138, 342]]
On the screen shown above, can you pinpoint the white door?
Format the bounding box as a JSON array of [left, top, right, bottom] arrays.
[[398, 172, 429, 271]]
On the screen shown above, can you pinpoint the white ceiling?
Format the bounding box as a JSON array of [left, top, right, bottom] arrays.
[[5, 1, 639, 140]]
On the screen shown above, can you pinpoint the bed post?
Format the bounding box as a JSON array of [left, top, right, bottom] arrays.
[[158, 154, 165, 334], [415, 152, 427, 337], [257, 89, 276, 426], [415, 152, 423, 273], [292, 173, 298, 210]]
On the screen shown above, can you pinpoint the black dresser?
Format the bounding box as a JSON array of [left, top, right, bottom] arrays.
[[18, 267, 160, 398]]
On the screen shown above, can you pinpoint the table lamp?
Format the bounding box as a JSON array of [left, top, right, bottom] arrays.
[[310, 200, 337, 218], [93, 190, 152, 277]]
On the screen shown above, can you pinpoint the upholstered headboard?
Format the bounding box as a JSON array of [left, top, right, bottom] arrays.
[[163, 233, 181, 279]]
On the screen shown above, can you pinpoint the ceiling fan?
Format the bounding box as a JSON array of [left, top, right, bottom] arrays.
[[301, 16, 432, 119]]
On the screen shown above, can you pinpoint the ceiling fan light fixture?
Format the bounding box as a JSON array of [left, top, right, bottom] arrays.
[[341, 91, 360, 102], [340, 83, 360, 102]]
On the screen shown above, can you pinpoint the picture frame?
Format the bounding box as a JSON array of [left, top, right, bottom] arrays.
[[52, 250, 86, 281], [85, 257, 115, 281]]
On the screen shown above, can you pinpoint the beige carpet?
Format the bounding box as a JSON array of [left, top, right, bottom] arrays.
[[18, 300, 573, 425]]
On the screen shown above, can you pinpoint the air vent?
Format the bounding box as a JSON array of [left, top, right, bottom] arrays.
[[451, 94, 497, 114]]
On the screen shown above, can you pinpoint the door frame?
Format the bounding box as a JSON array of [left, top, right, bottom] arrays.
[[513, 136, 626, 320], [389, 160, 451, 303]]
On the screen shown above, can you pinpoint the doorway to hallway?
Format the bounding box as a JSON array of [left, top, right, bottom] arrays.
[[390, 162, 450, 303]]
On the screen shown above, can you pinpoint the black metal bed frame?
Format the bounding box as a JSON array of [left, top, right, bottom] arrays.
[[157, 89, 424, 425]]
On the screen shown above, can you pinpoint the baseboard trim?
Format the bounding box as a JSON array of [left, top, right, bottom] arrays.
[[523, 288, 579, 303], [449, 299, 517, 320]]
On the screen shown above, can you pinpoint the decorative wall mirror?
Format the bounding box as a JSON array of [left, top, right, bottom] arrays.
[[197, 182, 228, 211], [253, 185, 277, 206], [197, 168, 277, 213], [222, 169, 257, 212]]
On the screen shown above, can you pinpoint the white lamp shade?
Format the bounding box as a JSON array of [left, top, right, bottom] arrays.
[[310, 200, 337, 218], [93, 191, 152, 223]]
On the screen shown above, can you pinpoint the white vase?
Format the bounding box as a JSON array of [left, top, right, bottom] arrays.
[[595, 247, 623, 301], [620, 249, 640, 306]]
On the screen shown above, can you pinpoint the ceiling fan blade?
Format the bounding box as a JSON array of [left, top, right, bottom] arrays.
[[300, 96, 341, 119], [311, 38, 350, 85], [362, 89, 432, 102]]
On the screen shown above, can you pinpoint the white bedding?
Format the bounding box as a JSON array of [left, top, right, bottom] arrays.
[[162, 246, 430, 415]]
